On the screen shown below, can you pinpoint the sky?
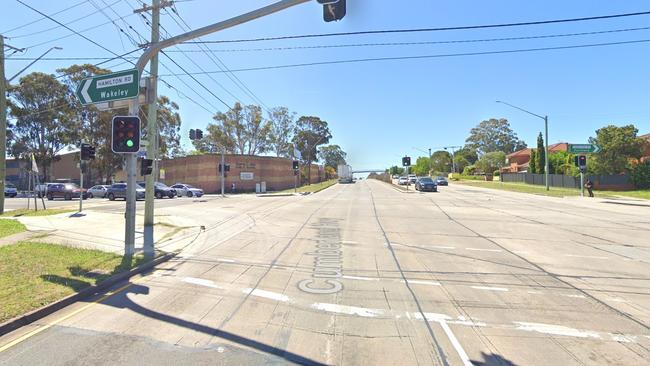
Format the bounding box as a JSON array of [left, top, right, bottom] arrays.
[[3, 0, 650, 170]]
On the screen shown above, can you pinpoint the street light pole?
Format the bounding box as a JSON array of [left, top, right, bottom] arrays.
[[496, 100, 550, 191]]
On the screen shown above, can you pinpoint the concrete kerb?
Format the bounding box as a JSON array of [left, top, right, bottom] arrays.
[[0, 251, 177, 337], [380, 179, 416, 193]]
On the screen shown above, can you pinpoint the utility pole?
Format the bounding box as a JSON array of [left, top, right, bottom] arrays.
[[0, 35, 7, 215], [428, 148, 431, 175], [79, 158, 83, 213], [544, 115, 550, 191]]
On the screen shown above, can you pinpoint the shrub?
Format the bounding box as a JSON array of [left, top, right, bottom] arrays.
[[493, 170, 501, 177], [631, 161, 650, 189], [463, 165, 477, 175]]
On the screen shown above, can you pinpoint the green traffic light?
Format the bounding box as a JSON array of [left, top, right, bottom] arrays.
[[126, 139, 134, 148]]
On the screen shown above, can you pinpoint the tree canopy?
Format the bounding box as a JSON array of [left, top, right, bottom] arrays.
[[318, 145, 347, 169], [589, 125, 645, 174], [465, 118, 527, 155]]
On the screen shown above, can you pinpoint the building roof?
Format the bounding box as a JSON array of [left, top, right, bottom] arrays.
[[507, 142, 568, 158]]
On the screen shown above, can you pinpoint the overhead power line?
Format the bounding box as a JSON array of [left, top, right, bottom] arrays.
[[1, 0, 88, 35], [183, 10, 650, 44], [160, 38, 650, 76], [169, 26, 650, 53]]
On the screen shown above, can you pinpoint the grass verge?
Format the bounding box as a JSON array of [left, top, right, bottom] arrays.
[[454, 180, 650, 200], [0, 219, 27, 239], [275, 179, 338, 194], [0, 242, 146, 323], [2, 208, 76, 217]]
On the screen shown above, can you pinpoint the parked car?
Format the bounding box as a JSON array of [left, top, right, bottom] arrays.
[[46, 183, 88, 200], [4, 183, 17, 197], [36, 183, 55, 198], [408, 174, 418, 184], [137, 182, 176, 199], [106, 183, 145, 201], [170, 183, 204, 197], [434, 177, 449, 186], [398, 176, 409, 185], [87, 185, 111, 198], [415, 177, 438, 192]]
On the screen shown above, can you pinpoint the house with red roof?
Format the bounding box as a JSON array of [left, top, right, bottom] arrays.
[[502, 143, 569, 173]]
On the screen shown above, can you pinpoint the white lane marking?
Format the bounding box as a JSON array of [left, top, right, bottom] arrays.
[[311, 303, 385, 318], [183, 277, 224, 289], [431, 246, 456, 250], [243, 288, 291, 303], [610, 334, 637, 343], [471, 286, 509, 292], [563, 294, 586, 299], [439, 320, 473, 366], [412, 312, 452, 322], [465, 248, 502, 252], [217, 258, 236, 263], [402, 279, 442, 286], [527, 291, 543, 294], [564, 254, 609, 260], [341, 275, 379, 281], [514, 322, 601, 339], [607, 298, 626, 303]]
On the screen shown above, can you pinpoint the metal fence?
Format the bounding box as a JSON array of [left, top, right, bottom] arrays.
[[501, 173, 632, 190]]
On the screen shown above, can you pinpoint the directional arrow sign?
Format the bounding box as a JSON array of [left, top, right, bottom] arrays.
[[568, 143, 601, 154], [75, 69, 139, 105]]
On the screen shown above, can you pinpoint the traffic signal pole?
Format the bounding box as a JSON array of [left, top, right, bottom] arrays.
[[0, 36, 7, 215]]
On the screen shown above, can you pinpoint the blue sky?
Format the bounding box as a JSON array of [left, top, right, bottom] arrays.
[[3, 0, 650, 170]]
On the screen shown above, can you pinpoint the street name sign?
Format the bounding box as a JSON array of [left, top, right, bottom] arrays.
[[76, 69, 139, 105], [568, 144, 600, 154]]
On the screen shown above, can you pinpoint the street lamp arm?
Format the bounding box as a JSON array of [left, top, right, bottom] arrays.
[[496, 100, 545, 120], [7, 46, 62, 83]]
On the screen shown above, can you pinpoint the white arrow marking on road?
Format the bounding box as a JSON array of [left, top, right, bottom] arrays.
[[81, 79, 92, 104]]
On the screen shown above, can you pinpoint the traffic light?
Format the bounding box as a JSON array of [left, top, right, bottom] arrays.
[[577, 155, 587, 172], [196, 129, 203, 139], [189, 129, 196, 140], [292, 160, 300, 170], [320, 0, 346, 22], [111, 116, 141, 153], [140, 159, 153, 176], [402, 156, 411, 167], [218, 164, 231, 173], [81, 143, 95, 161]]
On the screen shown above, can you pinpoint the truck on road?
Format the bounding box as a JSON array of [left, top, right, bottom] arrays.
[[337, 164, 353, 184]]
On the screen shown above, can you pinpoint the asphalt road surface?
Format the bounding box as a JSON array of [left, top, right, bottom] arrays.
[[1, 180, 649, 365]]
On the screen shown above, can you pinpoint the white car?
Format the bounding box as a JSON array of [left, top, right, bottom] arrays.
[[171, 183, 204, 198], [398, 176, 409, 185], [408, 174, 417, 184], [87, 185, 110, 198], [4, 183, 17, 197]]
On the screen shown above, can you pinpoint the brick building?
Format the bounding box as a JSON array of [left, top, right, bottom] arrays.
[[502, 143, 569, 173]]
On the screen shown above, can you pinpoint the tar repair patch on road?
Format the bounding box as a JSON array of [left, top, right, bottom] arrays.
[[298, 217, 344, 294]]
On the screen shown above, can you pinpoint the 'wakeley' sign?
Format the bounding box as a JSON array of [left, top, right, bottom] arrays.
[[75, 69, 139, 105]]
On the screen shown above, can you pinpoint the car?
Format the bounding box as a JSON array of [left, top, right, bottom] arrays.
[[170, 183, 204, 197], [408, 174, 418, 184], [36, 183, 55, 198], [4, 183, 17, 197], [391, 174, 399, 179], [415, 177, 438, 192], [398, 176, 409, 185], [87, 185, 111, 198], [46, 183, 88, 200], [137, 181, 176, 199], [434, 177, 449, 186], [106, 183, 145, 201]]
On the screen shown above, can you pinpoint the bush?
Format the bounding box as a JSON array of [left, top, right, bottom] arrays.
[[463, 165, 477, 175], [493, 170, 501, 177], [631, 161, 650, 189]]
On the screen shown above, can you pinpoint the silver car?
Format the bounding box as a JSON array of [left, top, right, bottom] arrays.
[[171, 183, 204, 197], [87, 185, 111, 198]]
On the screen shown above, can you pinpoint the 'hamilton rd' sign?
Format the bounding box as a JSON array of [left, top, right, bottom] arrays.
[[75, 69, 139, 105]]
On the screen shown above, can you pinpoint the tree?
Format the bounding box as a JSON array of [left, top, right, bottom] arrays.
[[536, 132, 545, 174], [430, 150, 452, 173], [318, 144, 346, 169], [589, 124, 645, 174], [465, 118, 526, 155], [293, 116, 331, 183], [57, 64, 124, 184], [8, 72, 75, 181], [529, 148, 537, 173], [631, 161, 650, 189], [388, 166, 405, 175], [475, 151, 506, 175], [412, 156, 430, 176], [199, 103, 271, 155], [455, 147, 479, 164], [154, 96, 183, 158], [268, 106, 295, 157]]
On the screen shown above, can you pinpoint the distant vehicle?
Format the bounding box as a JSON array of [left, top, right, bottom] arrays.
[[337, 164, 353, 184], [408, 174, 417, 184], [391, 174, 399, 179], [36, 183, 55, 198], [415, 177, 438, 192], [138, 181, 176, 199], [171, 183, 204, 197], [4, 183, 17, 198], [107, 183, 145, 201], [398, 176, 409, 185], [46, 183, 87, 200], [87, 185, 111, 198], [434, 177, 448, 186]]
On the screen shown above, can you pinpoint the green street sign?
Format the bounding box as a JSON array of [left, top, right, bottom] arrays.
[[75, 69, 139, 105], [568, 143, 600, 154]]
